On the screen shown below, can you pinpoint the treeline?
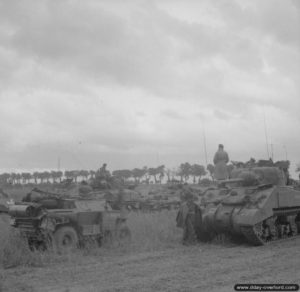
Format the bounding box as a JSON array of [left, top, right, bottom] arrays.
[[0, 170, 95, 185], [0, 162, 215, 185]]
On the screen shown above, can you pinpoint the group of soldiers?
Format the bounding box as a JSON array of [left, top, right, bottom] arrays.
[[177, 144, 230, 245]]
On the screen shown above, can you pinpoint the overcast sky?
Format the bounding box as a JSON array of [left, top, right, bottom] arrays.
[[0, 0, 299, 176]]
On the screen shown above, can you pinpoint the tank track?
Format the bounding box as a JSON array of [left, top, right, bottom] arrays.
[[241, 214, 300, 246]]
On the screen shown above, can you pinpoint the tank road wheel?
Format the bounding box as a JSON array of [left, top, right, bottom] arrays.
[[53, 226, 78, 252], [241, 214, 300, 246]]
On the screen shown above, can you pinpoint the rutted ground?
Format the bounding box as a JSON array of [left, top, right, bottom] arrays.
[[1, 237, 299, 292]]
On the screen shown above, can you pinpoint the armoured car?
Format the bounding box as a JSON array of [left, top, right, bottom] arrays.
[[9, 188, 131, 251]]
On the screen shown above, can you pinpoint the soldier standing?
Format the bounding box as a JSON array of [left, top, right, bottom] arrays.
[[176, 188, 202, 245], [213, 144, 229, 180]]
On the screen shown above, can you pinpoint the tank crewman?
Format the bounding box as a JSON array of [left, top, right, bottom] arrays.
[[97, 163, 110, 178], [176, 188, 202, 245], [93, 163, 112, 189], [213, 144, 229, 180]]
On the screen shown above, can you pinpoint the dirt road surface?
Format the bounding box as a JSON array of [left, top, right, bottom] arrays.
[[1, 237, 299, 292]]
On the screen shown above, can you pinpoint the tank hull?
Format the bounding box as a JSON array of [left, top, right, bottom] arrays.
[[200, 184, 300, 245]]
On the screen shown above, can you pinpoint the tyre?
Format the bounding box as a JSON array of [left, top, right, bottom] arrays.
[[53, 226, 78, 252]]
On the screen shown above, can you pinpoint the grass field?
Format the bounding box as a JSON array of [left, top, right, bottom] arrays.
[[0, 208, 185, 291], [0, 186, 299, 292]]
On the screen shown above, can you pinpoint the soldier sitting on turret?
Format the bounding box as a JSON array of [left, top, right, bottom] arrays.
[[97, 163, 111, 179], [91, 163, 113, 189]]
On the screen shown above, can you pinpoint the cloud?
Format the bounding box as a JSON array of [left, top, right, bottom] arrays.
[[0, 0, 299, 174], [161, 109, 184, 120]]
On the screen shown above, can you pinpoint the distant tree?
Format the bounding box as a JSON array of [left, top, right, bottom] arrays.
[[170, 168, 178, 181], [207, 164, 215, 181], [15, 173, 22, 184], [112, 169, 132, 182], [122, 170, 133, 181], [32, 172, 40, 184], [157, 165, 165, 183], [0, 173, 10, 184], [190, 164, 206, 184], [89, 170, 96, 179], [165, 168, 179, 183], [21, 173, 26, 184], [51, 171, 63, 183], [131, 168, 147, 183], [10, 173, 17, 184], [57, 171, 63, 182], [51, 171, 57, 183], [64, 170, 72, 180], [21, 172, 32, 184], [79, 170, 90, 182], [148, 168, 157, 183], [295, 163, 300, 180], [177, 162, 192, 182], [148, 165, 164, 183], [70, 170, 80, 182], [42, 171, 51, 183], [37, 172, 43, 183], [142, 166, 150, 183], [165, 168, 172, 182], [142, 166, 149, 182]]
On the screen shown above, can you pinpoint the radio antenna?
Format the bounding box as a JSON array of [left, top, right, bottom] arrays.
[[202, 120, 208, 167], [263, 107, 270, 159]]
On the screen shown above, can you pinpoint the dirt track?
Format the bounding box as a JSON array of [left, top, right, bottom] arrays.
[[1, 237, 299, 292]]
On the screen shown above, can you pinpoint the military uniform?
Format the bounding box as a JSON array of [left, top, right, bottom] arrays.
[[213, 145, 229, 180], [176, 190, 202, 245]]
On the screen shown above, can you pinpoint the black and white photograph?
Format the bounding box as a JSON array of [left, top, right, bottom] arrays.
[[0, 0, 299, 291]]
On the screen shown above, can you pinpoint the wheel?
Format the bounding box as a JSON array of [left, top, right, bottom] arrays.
[[53, 226, 78, 252]]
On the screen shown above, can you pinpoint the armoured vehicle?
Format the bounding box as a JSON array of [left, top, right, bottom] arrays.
[[140, 194, 181, 211], [180, 166, 300, 245], [8, 188, 131, 251], [0, 188, 10, 213]]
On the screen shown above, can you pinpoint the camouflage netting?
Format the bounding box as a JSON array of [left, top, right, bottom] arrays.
[[231, 167, 286, 186]]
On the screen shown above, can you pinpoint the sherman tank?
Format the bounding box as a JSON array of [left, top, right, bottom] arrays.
[[198, 166, 300, 245]]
